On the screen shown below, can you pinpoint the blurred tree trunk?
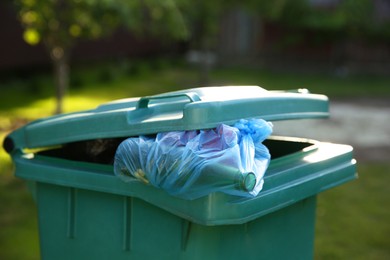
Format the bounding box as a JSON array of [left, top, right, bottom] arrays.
[[14, 0, 189, 115], [50, 46, 69, 114]]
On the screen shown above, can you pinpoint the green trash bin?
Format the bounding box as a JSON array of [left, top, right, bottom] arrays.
[[4, 86, 356, 260]]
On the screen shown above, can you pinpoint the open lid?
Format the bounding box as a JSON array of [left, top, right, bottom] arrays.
[[4, 86, 328, 152]]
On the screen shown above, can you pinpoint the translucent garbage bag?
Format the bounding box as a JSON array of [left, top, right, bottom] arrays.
[[114, 119, 273, 200]]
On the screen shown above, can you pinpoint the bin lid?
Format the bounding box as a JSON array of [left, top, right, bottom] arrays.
[[5, 86, 328, 152]]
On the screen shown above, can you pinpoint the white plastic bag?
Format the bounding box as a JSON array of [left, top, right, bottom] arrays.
[[114, 119, 273, 200]]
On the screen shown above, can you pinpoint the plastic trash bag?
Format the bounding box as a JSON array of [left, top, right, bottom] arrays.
[[114, 119, 273, 200]]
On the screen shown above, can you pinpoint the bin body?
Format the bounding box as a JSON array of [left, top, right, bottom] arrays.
[[36, 182, 316, 260], [5, 86, 357, 260]]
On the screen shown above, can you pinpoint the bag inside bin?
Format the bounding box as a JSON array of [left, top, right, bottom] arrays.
[[36, 119, 313, 199]]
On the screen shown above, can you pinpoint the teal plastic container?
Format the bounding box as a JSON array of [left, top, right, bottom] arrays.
[[4, 86, 357, 260]]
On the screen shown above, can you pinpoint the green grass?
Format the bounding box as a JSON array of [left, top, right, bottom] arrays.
[[0, 176, 39, 260], [1, 61, 389, 259], [315, 163, 390, 259]]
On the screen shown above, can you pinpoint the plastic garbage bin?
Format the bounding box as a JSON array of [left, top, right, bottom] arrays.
[[4, 86, 357, 260]]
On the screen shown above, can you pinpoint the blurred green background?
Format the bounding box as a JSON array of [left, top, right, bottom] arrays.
[[1, 0, 389, 259]]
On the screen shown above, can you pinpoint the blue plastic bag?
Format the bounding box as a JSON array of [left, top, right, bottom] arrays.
[[114, 119, 273, 200]]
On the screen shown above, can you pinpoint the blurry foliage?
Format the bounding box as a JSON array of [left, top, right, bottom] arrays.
[[180, 0, 225, 50], [245, 0, 390, 41], [15, 0, 187, 47], [11, 0, 188, 114], [5, 0, 390, 113]]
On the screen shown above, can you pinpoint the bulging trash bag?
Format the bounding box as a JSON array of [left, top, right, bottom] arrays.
[[114, 119, 273, 200]]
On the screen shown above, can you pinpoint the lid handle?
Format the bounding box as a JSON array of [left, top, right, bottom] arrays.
[[137, 92, 201, 109]]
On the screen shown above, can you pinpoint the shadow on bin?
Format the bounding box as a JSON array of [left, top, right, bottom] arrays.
[[4, 86, 357, 260]]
